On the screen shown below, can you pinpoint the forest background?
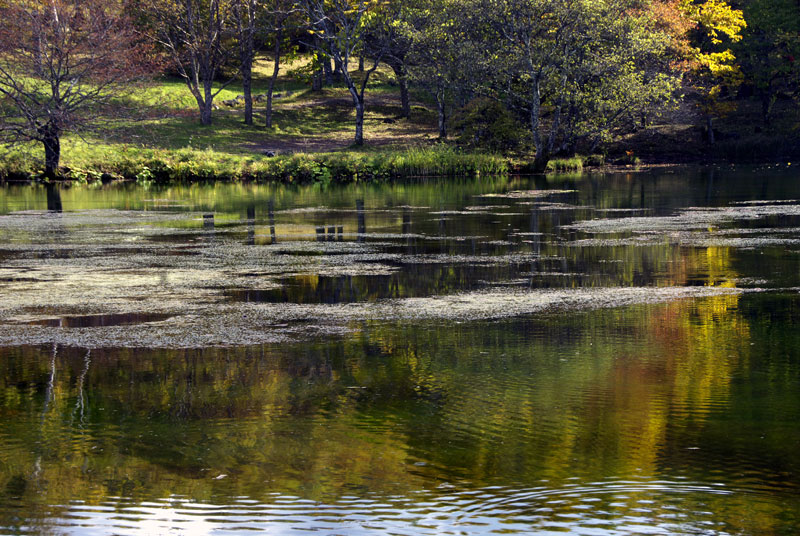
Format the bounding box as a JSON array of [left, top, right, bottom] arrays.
[[0, 0, 798, 182]]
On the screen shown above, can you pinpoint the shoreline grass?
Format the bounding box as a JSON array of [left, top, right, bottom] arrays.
[[0, 144, 510, 184], [546, 156, 584, 172]]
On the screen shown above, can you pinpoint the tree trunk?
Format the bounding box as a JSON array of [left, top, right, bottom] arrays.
[[201, 100, 213, 125], [354, 100, 364, 145], [546, 77, 567, 155], [344, 55, 382, 146], [706, 115, 715, 145], [242, 58, 253, 125], [390, 62, 410, 119], [399, 77, 410, 119], [333, 58, 343, 82], [530, 77, 548, 172], [266, 33, 282, 129], [437, 90, 447, 139], [761, 92, 774, 127], [201, 80, 214, 125], [41, 126, 61, 178], [237, 0, 255, 126], [532, 152, 550, 173], [323, 56, 333, 85], [358, 54, 364, 72], [312, 52, 323, 91]]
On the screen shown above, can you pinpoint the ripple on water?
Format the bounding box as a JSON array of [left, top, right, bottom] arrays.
[[12, 479, 772, 536]]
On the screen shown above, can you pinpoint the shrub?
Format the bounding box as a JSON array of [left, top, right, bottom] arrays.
[[451, 98, 529, 152]]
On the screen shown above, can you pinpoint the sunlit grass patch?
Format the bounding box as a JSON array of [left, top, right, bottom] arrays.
[[546, 157, 584, 172], [2, 141, 508, 183]]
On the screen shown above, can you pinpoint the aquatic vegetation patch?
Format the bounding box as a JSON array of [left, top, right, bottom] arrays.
[[476, 190, 577, 199], [394, 253, 542, 265], [519, 202, 581, 211], [0, 286, 743, 349], [0, 209, 196, 230], [463, 205, 512, 211], [569, 235, 800, 249], [566, 202, 800, 234], [732, 200, 799, 205], [0, 192, 782, 349], [594, 208, 653, 214], [275, 207, 413, 215]]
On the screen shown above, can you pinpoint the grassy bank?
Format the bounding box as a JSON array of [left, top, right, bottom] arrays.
[[0, 143, 509, 184], [0, 55, 515, 183]]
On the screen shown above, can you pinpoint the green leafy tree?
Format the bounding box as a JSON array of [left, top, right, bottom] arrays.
[[406, 0, 480, 139], [300, 0, 390, 146], [679, 0, 746, 143], [363, 0, 428, 119], [734, 0, 800, 127], [473, 0, 680, 170]]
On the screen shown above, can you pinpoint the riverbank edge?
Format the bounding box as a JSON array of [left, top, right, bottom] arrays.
[[0, 146, 515, 185], [0, 145, 788, 185]]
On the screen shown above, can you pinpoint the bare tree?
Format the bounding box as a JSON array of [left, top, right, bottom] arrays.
[[0, 0, 152, 177], [264, 1, 300, 129], [233, 0, 259, 125], [232, 0, 299, 127], [147, 0, 240, 125], [301, 0, 389, 145]]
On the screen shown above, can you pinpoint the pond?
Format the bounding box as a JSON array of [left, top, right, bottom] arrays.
[[0, 166, 799, 535]]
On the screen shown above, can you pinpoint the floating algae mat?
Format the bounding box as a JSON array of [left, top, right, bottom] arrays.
[[21, 312, 173, 328], [1, 169, 800, 535]]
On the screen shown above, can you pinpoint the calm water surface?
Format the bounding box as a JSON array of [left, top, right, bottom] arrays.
[[1, 167, 799, 535]]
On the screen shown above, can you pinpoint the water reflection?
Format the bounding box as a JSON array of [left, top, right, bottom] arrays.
[[45, 184, 62, 213], [0, 294, 798, 533], [24, 313, 173, 328], [268, 199, 277, 244], [1, 169, 800, 534], [246, 204, 255, 246], [357, 198, 366, 241]]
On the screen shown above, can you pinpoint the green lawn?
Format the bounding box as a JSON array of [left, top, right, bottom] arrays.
[[2, 54, 471, 182]]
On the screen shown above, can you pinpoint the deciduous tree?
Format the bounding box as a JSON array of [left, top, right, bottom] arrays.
[[233, 0, 259, 125], [407, 0, 480, 139], [300, 0, 390, 145], [678, 0, 746, 143], [145, 0, 240, 125], [0, 0, 153, 176], [734, 0, 800, 127], [263, 0, 300, 128], [475, 0, 680, 170]]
